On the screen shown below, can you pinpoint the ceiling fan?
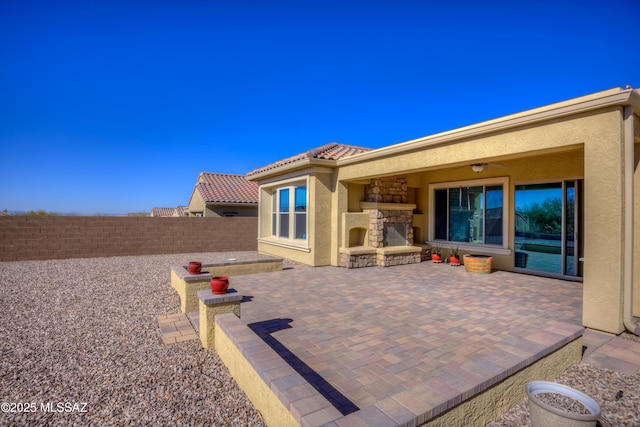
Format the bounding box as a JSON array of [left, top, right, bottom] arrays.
[[469, 162, 507, 173]]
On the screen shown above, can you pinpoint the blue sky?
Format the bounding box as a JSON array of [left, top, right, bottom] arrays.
[[1, 0, 638, 214]]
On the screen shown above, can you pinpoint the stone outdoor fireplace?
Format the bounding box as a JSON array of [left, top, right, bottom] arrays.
[[362, 205, 414, 248], [340, 175, 422, 268], [363, 175, 414, 248]]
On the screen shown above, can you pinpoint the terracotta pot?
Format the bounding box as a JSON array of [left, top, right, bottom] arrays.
[[450, 255, 460, 265], [188, 262, 202, 274], [432, 254, 442, 263], [210, 276, 229, 294]]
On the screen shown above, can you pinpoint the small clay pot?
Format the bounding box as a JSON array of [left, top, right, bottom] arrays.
[[188, 262, 202, 274], [450, 256, 460, 266], [432, 254, 442, 263], [210, 276, 229, 294]]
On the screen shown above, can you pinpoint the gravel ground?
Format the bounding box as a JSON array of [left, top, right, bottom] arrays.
[[489, 335, 640, 427], [2, 252, 638, 426], [0, 252, 270, 427]]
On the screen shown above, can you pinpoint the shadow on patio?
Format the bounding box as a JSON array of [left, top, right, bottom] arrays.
[[222, 261, 584, 426]]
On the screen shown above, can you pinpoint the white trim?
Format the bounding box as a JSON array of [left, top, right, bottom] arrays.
[[268, 177, 309, 243], [428, 177, 510, 250]]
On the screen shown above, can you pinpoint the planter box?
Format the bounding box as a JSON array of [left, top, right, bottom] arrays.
[[526, 381, 600, 427], [463, 254, 492, 274], [171, 256, 283, 312]]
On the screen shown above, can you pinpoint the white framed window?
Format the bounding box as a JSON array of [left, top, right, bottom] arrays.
[[272, 184, 307, 241], [429, 177, 509, 250]]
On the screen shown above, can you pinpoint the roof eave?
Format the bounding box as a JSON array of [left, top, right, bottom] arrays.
[[338, 87, 636, 167], [246, 158, 337, 181], [204, 202, 258, 206]]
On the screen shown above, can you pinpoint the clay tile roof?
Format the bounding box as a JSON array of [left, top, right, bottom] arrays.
[[151, 207, 176, 217], [196, 173, 258, 204], [247, 142, 371, 176], [175, 206, 187, 217]]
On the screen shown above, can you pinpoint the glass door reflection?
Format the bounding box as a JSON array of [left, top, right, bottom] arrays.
[[515, 181, 582, 278], [515, 183, 563, 275]]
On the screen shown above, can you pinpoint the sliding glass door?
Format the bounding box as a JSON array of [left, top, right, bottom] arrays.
[[564, 181, 578, 276], [514, 181, 582, 278]]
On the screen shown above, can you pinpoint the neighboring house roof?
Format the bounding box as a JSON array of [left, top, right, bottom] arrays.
[[175, 206, 187, 217], [151, 207, 176, 217], [195, 173, 258, 204], [247, 142, 371, 177]]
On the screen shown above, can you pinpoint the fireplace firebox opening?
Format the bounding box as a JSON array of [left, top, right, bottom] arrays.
[[383, 222, 408, 247]]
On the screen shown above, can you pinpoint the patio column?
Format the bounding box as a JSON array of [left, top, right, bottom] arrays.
[[582, 108, 627, 334], [331, 179, 349, 267], [635, 135, 640, 319], [197, 290, 242, 349]]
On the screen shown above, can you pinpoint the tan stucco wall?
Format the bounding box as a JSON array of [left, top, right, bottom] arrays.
[[337, 114, 596, 183], [311, 171, 335, 266], [347, 182, 365, 211], [199, 298, 241, 349], [582, 108, 626, 333], [635, 141, 640, 318], [257, 186, 272, 238], [256, 170, 335, 266], [186, 188, 257, 217], [214, 315, 299, 427], [424, 337, 582, 427], [187, 190, 206, 216], [206, 205, 258, 217], [331, 180, 349, 266]]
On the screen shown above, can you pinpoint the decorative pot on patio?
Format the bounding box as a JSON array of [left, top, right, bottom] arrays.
[[449, 247, 460, 266], [188, 262, 202, 274], [463, 254, 492, 273], [431, 245, 443, 263], [210, 276, 229, 294], [526, 381, 600, 427]]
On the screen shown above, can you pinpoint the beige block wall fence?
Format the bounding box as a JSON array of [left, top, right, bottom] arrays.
[[0, 216, 258, 261]]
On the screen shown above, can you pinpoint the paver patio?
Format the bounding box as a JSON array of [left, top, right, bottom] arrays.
[[213, 261, 585, 425]]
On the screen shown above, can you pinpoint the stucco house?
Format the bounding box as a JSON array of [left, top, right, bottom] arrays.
[[150, 207, 175, 217], [186, 172, 259, 217], [150, 206, 187, 217], [247, 86, 640, 336]]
